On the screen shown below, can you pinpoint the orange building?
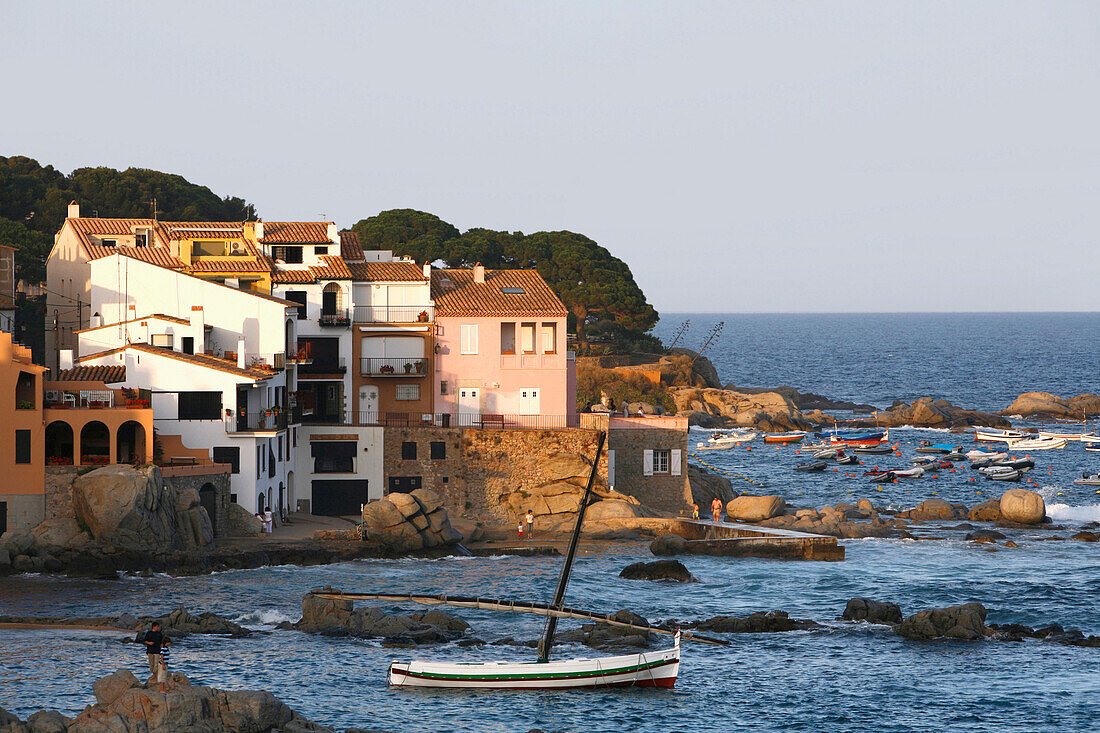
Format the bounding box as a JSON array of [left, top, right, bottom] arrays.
[[0, 330, 46, 534]]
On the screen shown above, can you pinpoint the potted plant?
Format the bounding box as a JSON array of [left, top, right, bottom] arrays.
[[380, 364, 395, 374], [418, 310, 429, 322], [404, 362, 413, 373], [413, 360, 424, 373]]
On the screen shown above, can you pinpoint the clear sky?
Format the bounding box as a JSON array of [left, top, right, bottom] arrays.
[[4, 1, 1098, 313]]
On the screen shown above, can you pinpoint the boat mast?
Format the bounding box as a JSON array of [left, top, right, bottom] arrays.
[[536, 430, 606, 663]]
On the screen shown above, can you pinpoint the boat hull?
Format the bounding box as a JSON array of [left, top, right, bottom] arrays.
[[388, 645, 680, 689]]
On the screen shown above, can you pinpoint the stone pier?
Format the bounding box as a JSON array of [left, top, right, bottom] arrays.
[[669, 518, 845, 561]]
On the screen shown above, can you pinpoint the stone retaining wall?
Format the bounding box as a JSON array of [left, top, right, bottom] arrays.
[[45, 466, 81, 520]]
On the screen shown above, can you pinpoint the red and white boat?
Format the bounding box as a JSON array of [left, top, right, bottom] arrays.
[[763, 431, 807, 444]]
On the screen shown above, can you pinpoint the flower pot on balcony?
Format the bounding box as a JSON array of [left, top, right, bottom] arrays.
[[413, 361, 424, 373], [404, 363, 413, 373], [418, 311, 429, 322]]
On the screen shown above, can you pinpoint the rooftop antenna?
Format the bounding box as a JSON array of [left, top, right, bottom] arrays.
[[693, 321, 724, 363], [150, 197, 158, 221], [665, 319, 690, 350]]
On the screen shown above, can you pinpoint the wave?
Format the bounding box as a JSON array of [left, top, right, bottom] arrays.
[[233, 609, 294, 626], [1046, 503, 1100, 524]]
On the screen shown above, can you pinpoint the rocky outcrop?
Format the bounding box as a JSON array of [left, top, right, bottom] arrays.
[[687, 463, 736, 508], [225, 502, 262, 537], [896, 498, 966, 521], [725, 495, 785, 522], [725, 385, 878, 414], [296, 587, 469, 646], [967, 499, 1002, 522], [0, 670, 336, 732], [357, 490, 462, 553], [619, 559, 697, 583], [896, 602, 987, 641], [999, 488, 1046, 525], [847, 397, 1010, 429], [0, 607, 252, 638], [687, 610, 820, 633], [71, 465, 213, 552], [1001, 392, 1100, 419], [649, 533, 688, 556], [670, 387, 817, 430], [552, 610, 655, 650], [842, 598, 903, 625]]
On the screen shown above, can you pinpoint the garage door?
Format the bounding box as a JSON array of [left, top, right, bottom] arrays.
[[312, 479, 370, 516]]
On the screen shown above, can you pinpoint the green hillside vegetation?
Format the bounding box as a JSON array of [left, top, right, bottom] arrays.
[[350, 209, 659, 353]]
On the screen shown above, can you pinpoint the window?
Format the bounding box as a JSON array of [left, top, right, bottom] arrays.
[[101, 239, 117, 248], [401, 441, 417, 460], [257, 445, 263, 478], [285, 291, 308, 320], [520, 323, 535, 354], [315, 245, 328, 255], [653, 449, 670, 474], [460, 324, 478, 354], [15, 430, 31, 464], [16, 372, 35, 408], [541, 323, 557, 354], [212, 446, 240, 474], [181, 337, 194, 355], [311, 441, 356, 473], [430, 441, 446, 460], [396, 384, 420, 401], [273, 246, 303, 264], [134, 232, 148, 247], [500, 323, 515, 354], [151, 333, 173, 349], [178, 392, 221, 420], [501, 286, 525, 294]]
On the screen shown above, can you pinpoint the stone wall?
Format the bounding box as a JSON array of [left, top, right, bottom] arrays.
[[162, 472, 231, 539], [45, 466, 81, 520]]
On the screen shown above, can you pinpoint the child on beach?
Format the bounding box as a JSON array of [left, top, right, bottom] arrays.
[[517, 522, 525, 539], [156, 637, 171, 690], [691, 503, 700, 520]]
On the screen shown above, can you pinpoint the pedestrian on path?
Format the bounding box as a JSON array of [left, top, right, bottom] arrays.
[[525, 510, 534, 539], [691, 503, 700, 520], [711, 497, 723, 523]]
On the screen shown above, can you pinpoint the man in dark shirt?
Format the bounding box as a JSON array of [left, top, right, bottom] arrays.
[[143, 622, 163, 676]]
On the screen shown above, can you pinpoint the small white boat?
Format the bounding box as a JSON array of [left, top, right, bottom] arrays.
[[1038, 430, 1095, 442], [1006, 437, 1068, 450], [1073, 472, 1100, 486], [696, 441, 736, 451], [974, 428, 1029, 443], [980, 466, 1022, 482], [390, 633, 681, 689], [1081, 435, 1100, 445], [893, 466, 925, 479], [967, 449, 1008, 460], [813, 448, 840, 459], [707, 431, 757, 445]]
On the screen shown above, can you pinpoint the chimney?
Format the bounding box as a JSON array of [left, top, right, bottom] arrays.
[[68, 201, 80, 219], [327, 222, 338, 242], [473, 262, 485, 284], [254, 220, 263, 240], [422, 262, 432, 278], [59, 349, 74, 371], [90, 312, 102, 328], [190, 306, 205, 354], [237, 337, 246, 370]]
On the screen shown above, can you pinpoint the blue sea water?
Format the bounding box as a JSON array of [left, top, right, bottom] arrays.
[[2, 313, 1099, 732]]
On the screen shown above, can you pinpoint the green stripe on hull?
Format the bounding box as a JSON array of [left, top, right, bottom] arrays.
[[396, 657, 674, 682]]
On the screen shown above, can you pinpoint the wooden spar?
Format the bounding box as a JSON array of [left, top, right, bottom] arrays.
[[537, 430, 605, 663], [309, 591, 729, 646]]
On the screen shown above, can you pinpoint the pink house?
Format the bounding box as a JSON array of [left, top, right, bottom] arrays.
[[432, 265, 575, 426]]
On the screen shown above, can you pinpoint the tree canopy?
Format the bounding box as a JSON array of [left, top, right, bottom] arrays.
[[350, 209, 658, 349], [0, 155, 257, 283]]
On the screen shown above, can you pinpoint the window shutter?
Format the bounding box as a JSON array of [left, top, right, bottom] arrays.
[[643, 449, 653, 477], [671, 449, 682, 476], [607, 449, 616, 487]]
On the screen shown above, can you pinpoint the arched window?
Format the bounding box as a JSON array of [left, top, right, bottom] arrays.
[[116, 421, 146, 464], [15, 371, 35, 409], [79, 421, 110, 465], [45, 421, 74, 465]]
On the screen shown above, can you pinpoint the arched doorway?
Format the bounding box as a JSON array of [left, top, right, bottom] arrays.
[[45, 421, 74, 466], [278, 481, 286, 522], [116, 421, 145, 465], [286, 471, 295, 515], [199, 482, 218, 533], [79, 421, 110, 465]]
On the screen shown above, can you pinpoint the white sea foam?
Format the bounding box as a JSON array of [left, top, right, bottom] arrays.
[[1046, 503, 1100, 524], [233, 609, 295, 626]]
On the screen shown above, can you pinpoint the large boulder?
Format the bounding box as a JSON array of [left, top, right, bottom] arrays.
[[357, 495, 461, 553], [1000, 391, 1100, 419], [92, 668, 141, 706], [670, 387, 814, 431], [726, 495, 785, 522], [842, 598, 903, 625], [619, 559, 697, 583], [967, 499, 1002, 522], [649, 533, 688, 556], [31, 517, 90, 549], [999, 489, 1045, 524], [586, 500, 642, 521], [896, 602, 987, 641], [225, 502, 261, 537], [907, 498, 959, 521], [71, 465, 213, 551], [543, 453, 593, 483], [359, 497, 407, 530], [688, 463, 736, 507]]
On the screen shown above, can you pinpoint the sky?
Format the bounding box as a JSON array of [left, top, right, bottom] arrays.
[[3, 1, 1099, 314]]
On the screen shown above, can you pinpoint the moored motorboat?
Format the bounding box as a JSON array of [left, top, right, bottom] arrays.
[[1073, 472, 1100, 486], [869, 471, 896, 483], [892, 466, 925, 479], [708, 431, 758, 445], [696, 441, 736, 451], [795, 461, 828, 472], [813, 448, 839, 459], [980, 466, 1022, 482], [974, 428, 1029, 442], [967, 448, 1006, 459], [1000, 458, 1034, 472], [853, 444, 893, 455], [1006, 437, 1068, 450], [970, 455, 1008, 469], [1086, 443, 1100, 453], [943, 451, 968, 462], [764, 432, 807, 444], [836, 454, 859, 465], [1037, 430, 1094, 442]]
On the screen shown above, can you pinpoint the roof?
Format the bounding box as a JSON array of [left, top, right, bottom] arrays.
[[75, 314, 189, 334], [431, 269, 568, 317], [260, 222, 333, 244], [53, 365, 126, 383], [188, 258, 273, 273], [78, 343, 275, 380], [347, 261, 425, 282], [85, 244, 186, 268], [163, 222, 245, 239], [271, 255, 353, 284], [339, 231, 364, 261]]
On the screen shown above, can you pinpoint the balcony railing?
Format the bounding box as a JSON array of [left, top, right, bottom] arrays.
[[499, 353, 563, 370], [233, 410, 288, 432], [298, 357, 346, 374], [44, 387, 153, 410], [309, 411, 579, 429], [319, 309, 351, 327], [360, 357, 428, 377], [352, 305, 434, 324]]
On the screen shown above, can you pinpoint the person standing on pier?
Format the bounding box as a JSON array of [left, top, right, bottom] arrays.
[[710, 496, 723, 523], [525, 510, 534, 539], [143, 622, 164, 678]]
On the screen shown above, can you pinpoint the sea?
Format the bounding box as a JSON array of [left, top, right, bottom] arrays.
[[2, 313, 1099, 732]]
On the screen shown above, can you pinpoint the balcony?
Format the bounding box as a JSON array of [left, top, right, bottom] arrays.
[[233, 410, 288, 432], [360, 357, 428, 377], [298, 356, 346, 375], [353, 305, 434, 324], [319, 309, 351, 327]]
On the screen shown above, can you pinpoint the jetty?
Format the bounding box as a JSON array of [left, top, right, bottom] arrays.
[[669, 519, 844, 561]]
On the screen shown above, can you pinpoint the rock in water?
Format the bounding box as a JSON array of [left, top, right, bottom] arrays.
[[967, 499, 1002, 522], [907, 499, 960, 521], [999, 488, 1045, 524], [649, 533, 688, 556], [619, 560, 698, 583], [1072, 531, 1098, 542], [842, 598, 903, 625], [726, 495, 785, 522], [895, 602, 987, 641]]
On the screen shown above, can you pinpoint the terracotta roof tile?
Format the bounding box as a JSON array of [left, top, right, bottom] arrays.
[[78, 344, 275, 380], [431, 269, 567, 317], [54, 365, 126, 383], [162, 222, 245, 238], [271, 269, 315, 284], [339, 231, 364, 261], [85, 244, 186, 268], [347, 261, 426, 282], [260, 222, 333, 244], [310, 255, 352, 280], [188, 259, 272, 273]]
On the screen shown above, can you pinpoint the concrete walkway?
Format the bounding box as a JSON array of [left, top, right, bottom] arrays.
[[220, 512, 357, 545]]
